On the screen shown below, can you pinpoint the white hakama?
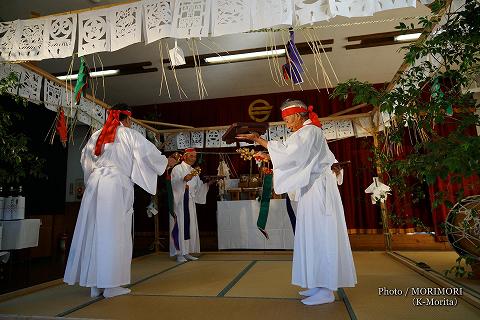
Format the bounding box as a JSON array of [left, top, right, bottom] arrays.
[[268, 121, 357, 291], [64, 125, 168, 288], [169, 161, 209, 256]]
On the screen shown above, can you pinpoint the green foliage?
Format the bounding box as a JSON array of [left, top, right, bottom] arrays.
[[0, 72, 45, 185], [331, 1, 480, 206], [444, 255, 475, 278]]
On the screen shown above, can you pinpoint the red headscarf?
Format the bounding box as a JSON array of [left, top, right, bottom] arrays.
[[94, 109, 132, 156], [281, 105, 322, 128]]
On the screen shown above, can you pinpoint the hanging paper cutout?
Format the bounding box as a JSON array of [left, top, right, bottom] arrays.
[[205, 129, 221, 148], [252, 0, 292, 30], [294, 0, 334, 26], [143, 0, 174, 43], [172, 0, 212, 38], [268, 124, 286, 141], [211, 0, 251, 36], [78, 9, 111, 56], [45, 14, 77, 59], [335, 120, 355, 138], [0, 20, 19, 61], [176, 131, 191, 149], [109, 3, 143, 52], [321, 120, 337, 140], [15, 19, 47, 61], [44, 79, 63, 112], [333, 0, 375, 17], [191, 130, 204, 148], [163, 133, 178, 151], [375, 0, 416, 13], [18, 66, 43, 103]]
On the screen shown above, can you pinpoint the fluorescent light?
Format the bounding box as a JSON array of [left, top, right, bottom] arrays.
[[205, 49, 286, 64], [394, 33, 422, 42], [56, 69, 120, 80]]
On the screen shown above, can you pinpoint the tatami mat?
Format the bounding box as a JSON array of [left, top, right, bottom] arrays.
[[226, 260, 299, 299], [398, 251, 480, 292], [200, 252, 293, 261], [344, 252, 480, 319], [132, 260, 250, 296], [1, 251, 479, 319], [67, 295, 350, 320]]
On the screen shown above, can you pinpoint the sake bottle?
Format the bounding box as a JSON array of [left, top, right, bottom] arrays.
[[4, 187, 15, 220]]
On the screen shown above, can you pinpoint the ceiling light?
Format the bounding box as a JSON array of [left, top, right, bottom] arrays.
[[56, 69, 120, 80], [205, 49, 286, 64], [394, 33, 422, 42]]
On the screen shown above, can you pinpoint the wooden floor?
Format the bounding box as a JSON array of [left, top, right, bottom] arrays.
[[0, 251, 479, 319]]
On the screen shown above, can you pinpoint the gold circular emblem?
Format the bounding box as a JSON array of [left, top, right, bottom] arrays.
[[248, 99, 272, 122]]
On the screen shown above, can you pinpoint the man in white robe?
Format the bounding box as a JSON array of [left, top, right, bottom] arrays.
[[64, 103, 178, 298], [169, 148, 210, 262], [237, 99, 357, 305]]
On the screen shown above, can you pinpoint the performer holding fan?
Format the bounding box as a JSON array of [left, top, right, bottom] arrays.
[[236, 99, 357, 306]]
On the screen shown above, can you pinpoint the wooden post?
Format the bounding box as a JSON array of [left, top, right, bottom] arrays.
[[371, 111, 392, 251]]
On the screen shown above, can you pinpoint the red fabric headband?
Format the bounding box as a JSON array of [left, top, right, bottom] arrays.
[[281, 105, 322, 128], [184, 148, 196, 153], [94, 109, 132, 156]]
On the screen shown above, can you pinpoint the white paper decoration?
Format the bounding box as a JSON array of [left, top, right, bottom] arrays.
[[252, 0, 292, 30], [353, 116, 374, 137], [205, 129, 221, 148], [45, 15, 77, 59], [191, 130, 204, 148], [131, 122, 147, 137], [335, 120, 355, 139], [163, 133, 178, 151], [90, 104, 106, 124], [268, 124, 286, 141], [15, 19, 47, 61], [110, 3, 143, 52], [91, 119, 103, 131], [44, 79, 63, 112], [321, 120, 337, 140], [143, 0, 174, 43], [18, 67, 43, 103], [78, 9, 111, 56], [176, 131, 191, 149], [333, 0, 375, 17], [173, 0, 212, 38], [375, 0, 416, 12], [294, 0, 334, 26], [211, 0, 251, 36], [0, 21, 18, 61]]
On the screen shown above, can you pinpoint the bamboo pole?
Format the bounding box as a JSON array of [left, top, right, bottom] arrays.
[[329, 103, 368, 117], [371, 112, 392, 251], [137, 119, 194, 129], [19, 62, 164, 134]]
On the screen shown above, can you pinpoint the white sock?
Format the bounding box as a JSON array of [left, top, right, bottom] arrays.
[[176, 255, 187, 262], [301, 289, 335, 306], [184, 254, 198, 261], [299, 288, 320, 297], [90, 287, 104, 298], [103, 287, 131, 298]]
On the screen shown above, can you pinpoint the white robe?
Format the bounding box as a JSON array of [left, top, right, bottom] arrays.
[[169, 161, 209, 256], [268, 120, 357, 291], [64, 124, 168, 288]]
